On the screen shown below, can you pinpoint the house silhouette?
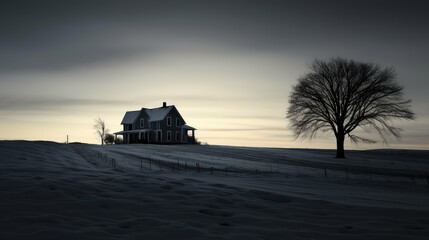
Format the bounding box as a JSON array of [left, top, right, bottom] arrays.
[[114, 102, 196, 144]]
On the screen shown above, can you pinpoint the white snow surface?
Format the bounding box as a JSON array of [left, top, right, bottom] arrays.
[[1, 141, 429, 239]]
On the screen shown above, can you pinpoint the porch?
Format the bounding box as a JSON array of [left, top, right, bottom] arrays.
[[114, 129, 152, 144]]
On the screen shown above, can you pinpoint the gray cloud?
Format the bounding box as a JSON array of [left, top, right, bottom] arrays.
[[203, 127, 285, 132], [2, 0, 429, 73], [0, 97, 131, 112], [220, 114, 282, 120]]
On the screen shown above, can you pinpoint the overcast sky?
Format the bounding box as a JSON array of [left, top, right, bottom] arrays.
[[1, 0, 428, 149]]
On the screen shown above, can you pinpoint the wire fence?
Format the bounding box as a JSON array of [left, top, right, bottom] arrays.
[[81, 148, 429, 185]]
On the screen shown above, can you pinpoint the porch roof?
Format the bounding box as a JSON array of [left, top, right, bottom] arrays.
[[182, 124, 197, 130], [114, 129, 152, 135]]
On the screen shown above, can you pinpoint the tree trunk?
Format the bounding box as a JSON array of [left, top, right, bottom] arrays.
[[336, 134, 345, 158]]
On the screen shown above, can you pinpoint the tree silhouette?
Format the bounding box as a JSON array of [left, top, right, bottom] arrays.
[[287, 57, 415, 158], [94, 117, 108, 145], [104, 133, 115, 145]]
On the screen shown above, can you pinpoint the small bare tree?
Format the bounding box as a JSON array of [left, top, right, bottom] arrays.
[[94, 117, 108, 145], [287, 57, 415, 158]]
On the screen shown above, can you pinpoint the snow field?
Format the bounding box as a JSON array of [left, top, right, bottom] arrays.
[[1, 141, 428, 239]]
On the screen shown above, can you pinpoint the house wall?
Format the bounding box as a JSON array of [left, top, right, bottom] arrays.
[[162, 107, 185, 143], [148, 107, 185, 143], [134, 110, 149, 130], [120, 106, 190, 144]]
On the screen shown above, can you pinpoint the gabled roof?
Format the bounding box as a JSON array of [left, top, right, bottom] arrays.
[[145, 106, 173, 122], [120, 105, 186, 125], [121, 110, 140, 124]]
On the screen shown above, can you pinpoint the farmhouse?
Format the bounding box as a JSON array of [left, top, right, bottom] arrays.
[[114, 102, 197, 144]]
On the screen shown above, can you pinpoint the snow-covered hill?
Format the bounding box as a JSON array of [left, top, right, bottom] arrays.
[[1, 141, 428, 239]]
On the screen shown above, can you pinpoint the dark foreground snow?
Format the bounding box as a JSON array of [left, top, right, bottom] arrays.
[[0, 141, 428, 239]]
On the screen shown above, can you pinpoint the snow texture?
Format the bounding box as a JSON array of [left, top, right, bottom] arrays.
[[1, 141, 429, 239]]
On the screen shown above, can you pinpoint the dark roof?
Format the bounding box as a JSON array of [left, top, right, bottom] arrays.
[[145, 106, 173, 122], [120, 105, 186, 124], [121, 110, 140, 124]]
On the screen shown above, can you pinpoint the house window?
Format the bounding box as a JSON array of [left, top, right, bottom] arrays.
[[175, 132, 180, 142], [167, 131, 171, 141], [167, 117, 171, 126], [140, 119, 144, 128], [176, 118, 180, 127]]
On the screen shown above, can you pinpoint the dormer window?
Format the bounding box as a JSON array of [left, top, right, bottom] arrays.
[[176, 118, 180, 127], [140, 119, 144, 128], [167, 117, 171, 126]]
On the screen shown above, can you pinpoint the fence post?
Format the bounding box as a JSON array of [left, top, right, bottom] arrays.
[[426, 172, 428, 184]]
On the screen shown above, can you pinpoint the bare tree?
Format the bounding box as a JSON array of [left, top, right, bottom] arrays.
[[287, 57, 415, 158], [94, 117, 108, 145]]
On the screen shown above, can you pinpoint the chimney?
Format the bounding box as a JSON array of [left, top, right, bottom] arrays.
[[162, 102, 167, 108]]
